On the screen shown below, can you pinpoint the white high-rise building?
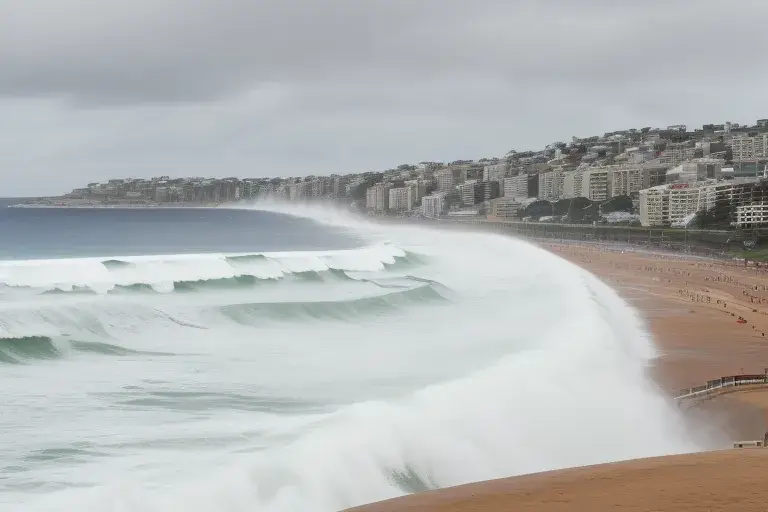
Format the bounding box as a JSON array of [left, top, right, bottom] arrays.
[[388, 186, 417, 212], [638, 178, 762, 227], [503, 175, 530, 199], [581, 168, 610, 201], [538, 170, 564, 201], [435, 170, 454, 192], [365, 183, 392, 212], [421, 193, 445, 218]]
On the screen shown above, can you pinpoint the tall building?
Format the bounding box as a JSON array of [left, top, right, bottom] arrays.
[[731, 134, 768, 162], [638, 178, 763, 227], [435, 170, 454, 192], [365, 183, 392, 212], [422, 193, 445, 218], [461, 180, 480, 206], [581, 168, 610, 201], [503, 174, 531, 199], [562, 170, 584, 199], [538, 170, 564, 201], [404, 179, 426, 203], [388, 186, 417, 212]]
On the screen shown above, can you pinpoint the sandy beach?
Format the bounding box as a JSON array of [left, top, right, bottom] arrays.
[[349, 242, 768, 512]]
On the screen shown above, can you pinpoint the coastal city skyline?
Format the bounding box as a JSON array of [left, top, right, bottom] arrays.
[[23, 116, 768, 230]]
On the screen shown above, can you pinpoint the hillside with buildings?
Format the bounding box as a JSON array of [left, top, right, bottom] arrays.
[[22, 119, 768, 232]]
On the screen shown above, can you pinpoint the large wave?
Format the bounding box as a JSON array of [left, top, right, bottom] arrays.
[[4, 203, 706, 512]]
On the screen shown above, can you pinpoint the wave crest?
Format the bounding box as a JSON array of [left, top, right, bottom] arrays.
[[0, 244, 419, 294]]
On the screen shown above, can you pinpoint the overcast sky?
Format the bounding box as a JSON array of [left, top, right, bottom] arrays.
[[3, 0, 768, 196]]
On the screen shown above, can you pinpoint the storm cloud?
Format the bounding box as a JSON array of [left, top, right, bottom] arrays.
[[2, 0, 768, 195]]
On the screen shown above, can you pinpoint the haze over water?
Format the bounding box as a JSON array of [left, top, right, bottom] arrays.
[[0, 203, 699, 511]]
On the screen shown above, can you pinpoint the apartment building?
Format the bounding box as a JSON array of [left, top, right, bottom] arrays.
[[503, 174, 531, 199], [435, 169, 455, 192], [488, 197, 522, 219], [538, 170, 564, 201], [388, 186, 417, 212], [460, 180, 488, 206], [581, 168, 610, 201], [736, 204, 768, 228], [731, 134, 768, 162], [365, 183, 392, 212], [658, 147, 697, 167], [642, 166, 668, 189], [732, 179, 768, 227], [421, 193, 445, 218], [562, 170, 582, 199], [609, 167, 643, 197], [639, 178, 763, 227]]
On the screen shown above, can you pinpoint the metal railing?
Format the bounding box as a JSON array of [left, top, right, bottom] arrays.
[[675, 375, 768, 400]]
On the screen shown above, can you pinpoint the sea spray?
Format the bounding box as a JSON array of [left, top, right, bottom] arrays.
[[3, 204, 702, 512]]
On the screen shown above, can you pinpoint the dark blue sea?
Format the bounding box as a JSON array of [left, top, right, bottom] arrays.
[[0, 199, 361, 260]]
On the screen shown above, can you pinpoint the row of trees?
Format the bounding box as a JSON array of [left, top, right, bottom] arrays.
[[523, 195, 634, 223]]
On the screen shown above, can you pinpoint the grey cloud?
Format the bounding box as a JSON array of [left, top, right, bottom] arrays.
[[4, 0, 767, 103], [3, 1, 768, 196]]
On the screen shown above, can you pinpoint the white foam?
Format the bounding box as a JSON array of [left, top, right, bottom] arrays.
[[3, 203, 711, 512], [0, 244, 404, 293]]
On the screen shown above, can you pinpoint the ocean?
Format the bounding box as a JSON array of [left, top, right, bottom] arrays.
[[0, 201, 700, 511]]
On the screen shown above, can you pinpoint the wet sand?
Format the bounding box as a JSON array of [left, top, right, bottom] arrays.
[[348, 242, 768, 512]]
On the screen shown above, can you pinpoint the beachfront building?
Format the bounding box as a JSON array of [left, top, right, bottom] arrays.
[[503, 174, 531, 199], [732, 179, 768, 228], [562, 169, 584, 199], [538, 170, 564, 201], [581, 168, 610, 202], [488, 197, 522, 219], [366, 183, 392, 212], [638, 178, 765, 227], [388, 186, 417, 212], [735, 203, 768, 228], [421, 193, 445, 218]]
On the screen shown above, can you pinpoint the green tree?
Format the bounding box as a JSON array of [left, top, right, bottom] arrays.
[[524, 200, 554, 219], [600, 195, 633, 214]]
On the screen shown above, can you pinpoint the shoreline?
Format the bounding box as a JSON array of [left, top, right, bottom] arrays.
[[348, 239, 768, 512]]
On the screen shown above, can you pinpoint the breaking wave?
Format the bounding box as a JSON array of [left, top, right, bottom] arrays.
[[0, 245, 421, 295], [0, 336, 170, 364], [1, 204, 705, 512]]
